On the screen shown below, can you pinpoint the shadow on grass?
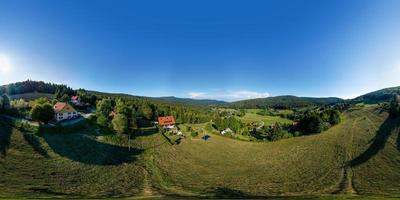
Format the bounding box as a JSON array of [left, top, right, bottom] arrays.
[[23, 132, 50, 158], [206, 187, 247, 198], [135, 127, 159, 137], [42, 133, 143, 165], [204, 187, 305, 199], [0, 121, 12, 157], [348, 117, 400, 167]]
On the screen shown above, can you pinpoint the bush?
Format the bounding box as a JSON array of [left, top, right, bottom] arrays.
[[191, 132, 198, 137], [30, 103, 55, 124]]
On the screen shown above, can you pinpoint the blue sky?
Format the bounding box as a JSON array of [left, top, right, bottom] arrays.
[[0, 0, 400, 101]]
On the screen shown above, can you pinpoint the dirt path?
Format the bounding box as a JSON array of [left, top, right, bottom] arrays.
[[333, 118, 358, 195], [141, 169, 154, 196]]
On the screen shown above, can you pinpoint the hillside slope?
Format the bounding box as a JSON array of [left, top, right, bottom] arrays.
[[1, 106, 400, 198], [228, 95, 343, 109], [353, 86, 400, 104], [146, 105, 400, 197], [156, 96, 226, 106]]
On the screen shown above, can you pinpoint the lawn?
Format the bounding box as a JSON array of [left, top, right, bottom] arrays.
[[9, 92, 54, 101]]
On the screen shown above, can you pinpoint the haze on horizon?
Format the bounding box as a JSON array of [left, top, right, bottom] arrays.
[[0, 0, 400, 101]]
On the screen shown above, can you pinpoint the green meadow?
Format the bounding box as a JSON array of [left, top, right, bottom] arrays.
[[1, 105, 400, 199]]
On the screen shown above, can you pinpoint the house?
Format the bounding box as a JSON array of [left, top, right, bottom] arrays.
[[54, 102, 79, 121], [158, 116, 176, 129], [70, 96, 81, 105], [220, 128, 233, 135]]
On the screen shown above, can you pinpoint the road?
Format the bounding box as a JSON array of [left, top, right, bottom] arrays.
[[0, 112, 94, 127]]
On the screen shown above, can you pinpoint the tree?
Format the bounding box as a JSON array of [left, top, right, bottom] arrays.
[[141, 104, 153, 120], [32, 97, 49, 106], [1, 94, 10, 111], [112, 113, 129, 134], [389, 95, 400, 118], [297, 111, 323, 134], [60, 94, 70, 102], [112, 99, 130, 134], [129, 108, 138, 131], [329, 110, 341, 125], [96, 98, 113, 125], [30, 103, 55, 124]]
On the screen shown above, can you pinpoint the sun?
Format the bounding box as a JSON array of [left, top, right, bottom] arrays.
[[0, 54, 12, 73]]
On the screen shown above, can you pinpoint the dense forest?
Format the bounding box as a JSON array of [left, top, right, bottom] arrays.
[[227, 95, 344, 109], [0, 80, 75, 96], [352, 86, 400, 104]]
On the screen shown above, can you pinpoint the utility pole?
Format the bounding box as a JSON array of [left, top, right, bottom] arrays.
[[128, 134, 131, 151]]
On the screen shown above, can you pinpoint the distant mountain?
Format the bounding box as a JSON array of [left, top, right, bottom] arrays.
[[352, 86, 400, 104], [156, 96, 227, 106], [227, 95, 344, 109]]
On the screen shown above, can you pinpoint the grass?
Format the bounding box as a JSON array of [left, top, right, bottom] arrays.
[[147, 106, 400, 197], [0, 120, 146, 198], [9, 92, 54, 101], [238, 111, 293, 126], [1, 105, 400, 199]]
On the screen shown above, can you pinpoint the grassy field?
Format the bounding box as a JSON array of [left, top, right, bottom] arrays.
[[1, 105, 400, 199], [0, 120, 146, 198], [148, 106, 400, 197], [9, 92, 54, 101], [239, 110, 293, 126]]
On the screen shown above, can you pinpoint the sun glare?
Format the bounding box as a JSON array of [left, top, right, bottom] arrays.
[[0, 54, 12, 73]]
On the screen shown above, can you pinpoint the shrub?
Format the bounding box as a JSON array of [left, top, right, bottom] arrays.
[[191, 132, 198, 137]]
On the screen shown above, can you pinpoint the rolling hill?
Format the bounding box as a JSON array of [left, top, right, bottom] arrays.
[[352, 86, 400, 104], [1, 105, 400, 199], [156, 96, 226, 106], [227, 95, 344, 109]]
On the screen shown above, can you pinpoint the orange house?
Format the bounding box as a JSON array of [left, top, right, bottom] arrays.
[[158, 116, 176, 128]]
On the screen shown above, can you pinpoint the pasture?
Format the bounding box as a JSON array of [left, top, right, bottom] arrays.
[[1, 105, 400, 199]]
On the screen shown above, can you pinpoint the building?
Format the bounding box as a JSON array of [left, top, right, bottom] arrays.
[[158, 116, 176, 129], [54, 102, 79, 121], [70, 96, 81, 105], [220, 128, 233, 135]]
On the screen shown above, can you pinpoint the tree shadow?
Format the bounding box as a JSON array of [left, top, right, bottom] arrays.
[[22, 132, 50, 158], [0, 121, 13, 157], [348, 117, 400, 167], [206, 187, 248, 198], [135, 127, 158, 137], [41, 133, 143, 165], [204, 187, 293, 199]]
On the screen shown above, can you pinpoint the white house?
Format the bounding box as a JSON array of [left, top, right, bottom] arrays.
[[54, 102, 79, 121], [70, 96, 81, 105]]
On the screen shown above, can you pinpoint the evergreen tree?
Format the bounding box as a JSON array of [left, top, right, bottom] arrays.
[[1, 94, 10, 111], [112, 113, 129, 135], [96, 98, 113, 125], [389, 94, 400, 117]]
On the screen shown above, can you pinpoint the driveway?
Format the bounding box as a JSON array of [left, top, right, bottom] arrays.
[[0, 115, 40, 127], [0, 112, 94, 127]]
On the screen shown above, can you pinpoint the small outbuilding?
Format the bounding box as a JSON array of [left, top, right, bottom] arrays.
[[220, 128, 233, 135], [70, 96, 81, 105]]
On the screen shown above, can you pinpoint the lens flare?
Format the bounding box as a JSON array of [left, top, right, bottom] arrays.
[[0, 54, 12, 73]]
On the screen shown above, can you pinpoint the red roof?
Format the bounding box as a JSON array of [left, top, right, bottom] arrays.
[[71, 96, 80, 100], [53, 102, 67, 112], [158, 116, 176, 125]]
